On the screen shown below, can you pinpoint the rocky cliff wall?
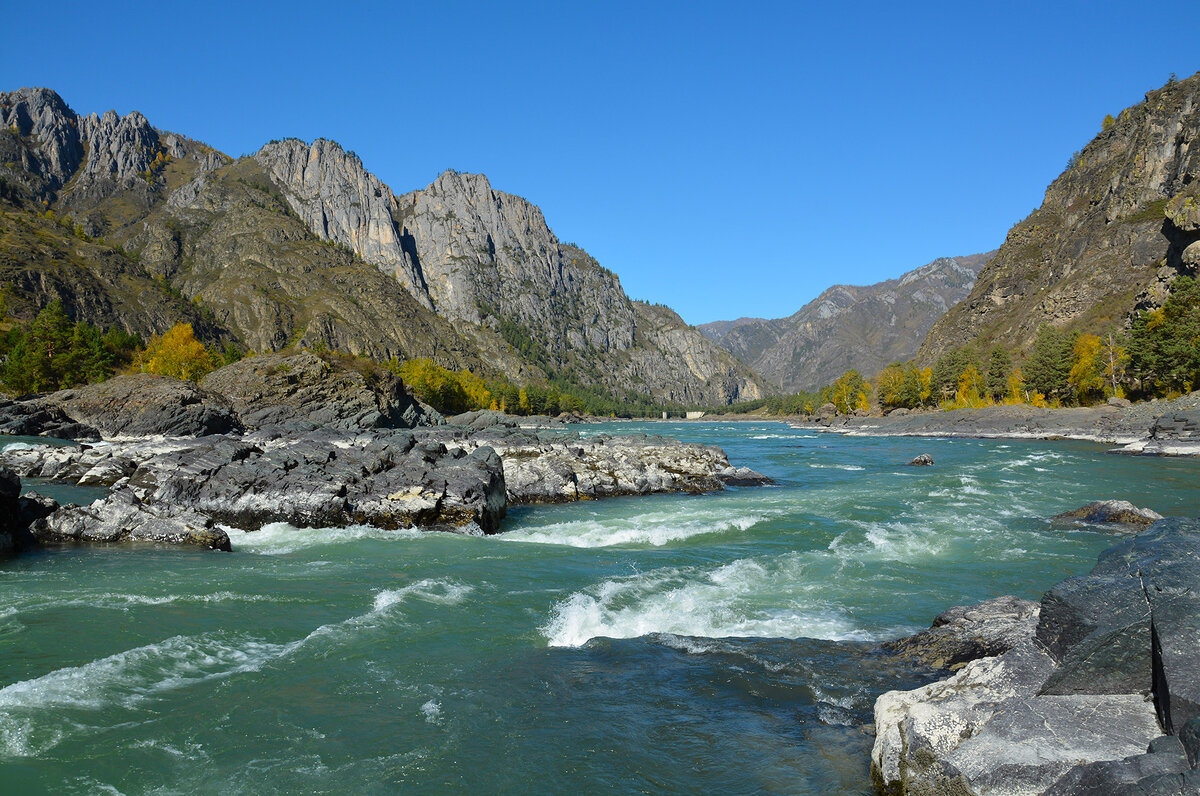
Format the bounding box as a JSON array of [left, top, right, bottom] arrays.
[[918, 72, 1200, 361]]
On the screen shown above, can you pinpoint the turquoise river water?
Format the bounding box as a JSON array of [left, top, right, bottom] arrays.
[[1, 422, 1198, 794]]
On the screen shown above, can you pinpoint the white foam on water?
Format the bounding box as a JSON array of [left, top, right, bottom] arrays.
[[808, 463, 865, 471], [420, 699, 442, 724], [227, 521, 428, 555], [499, 504, 772, 548], [542, 559, 870, 647]]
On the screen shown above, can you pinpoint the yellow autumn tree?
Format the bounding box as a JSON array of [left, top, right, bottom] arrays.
[[138, 322, 213, 381], [829, 370, 868, 414], [875, 365, 906, 409], [919, 367, 934, 405], [955, 364, 987, 408], [1068, 333, 1104, 405], [1005, 367, 1026, 405]]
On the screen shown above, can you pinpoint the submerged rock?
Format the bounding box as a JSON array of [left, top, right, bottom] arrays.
[[1053, 499, 1163, 527]]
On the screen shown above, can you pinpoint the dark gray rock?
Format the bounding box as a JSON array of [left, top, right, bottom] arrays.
[[872, 641, 1161, 796], [873, 519, 1200, 795], [1054, 499, 1163, 527], [0, 375, 241, 440], [17, 491, 58, 529], [124, 428, 507, 533], [200, 351, 442, 431], [30, 488, 230, 551], [0, 397, 100, 440], [448, 409, 520, 430], [906, 453, 935, 466], [1045, 734, 1196, 795], [0, 465, 20, 554], [882, 595, 1039, 670]]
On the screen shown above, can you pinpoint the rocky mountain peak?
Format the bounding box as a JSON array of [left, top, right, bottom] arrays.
[[0, 87, 84, 194], [253, 137, 433, 308]]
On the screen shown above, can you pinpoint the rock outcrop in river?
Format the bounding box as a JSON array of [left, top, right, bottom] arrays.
[[0, 370, 770, 552], [872, 518, 1200, 795]]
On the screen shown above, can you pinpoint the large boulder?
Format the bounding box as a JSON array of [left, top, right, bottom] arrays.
[[872, 642, 1161, 796], [30, 488, 230, 551], [200, 351, 442, 431], [0, 465, 21, 554], [0, 396, 100, 440], [124, 427, 507, 533], [873, 519, 1200, 795]]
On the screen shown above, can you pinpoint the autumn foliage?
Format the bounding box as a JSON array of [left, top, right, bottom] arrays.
[[137, 323, 214, 381]]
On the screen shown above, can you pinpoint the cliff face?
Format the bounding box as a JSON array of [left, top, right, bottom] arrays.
[[1, 88, 765, 406], [701, 253, 992, 391], [918, 72, 1200, 362], [254, 138, 765, 404]]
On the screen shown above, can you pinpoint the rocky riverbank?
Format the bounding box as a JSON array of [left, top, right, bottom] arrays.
[[0, 354, 770, 554], [870, 516, 1200, 795], [791, 391, 1200, 456]]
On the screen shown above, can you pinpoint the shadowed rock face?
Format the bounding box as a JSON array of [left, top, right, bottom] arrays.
[[700, 253, 993, 391], [919, 72, 1200, 363]]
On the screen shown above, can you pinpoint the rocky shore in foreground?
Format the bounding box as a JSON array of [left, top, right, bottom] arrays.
[[0, 353, 770, 555], [791, 391, 1200, 456], [870, 515, 1200, 795]]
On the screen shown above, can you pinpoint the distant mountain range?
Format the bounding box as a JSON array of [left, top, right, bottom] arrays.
[[699, 252, 994, 391], [0, 88, 764, 407]]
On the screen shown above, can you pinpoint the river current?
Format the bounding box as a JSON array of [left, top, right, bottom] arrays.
[[1, 421, 1197, 794]]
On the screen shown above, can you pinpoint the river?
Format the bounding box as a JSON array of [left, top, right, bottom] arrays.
[[1, 421, 1197, 794]]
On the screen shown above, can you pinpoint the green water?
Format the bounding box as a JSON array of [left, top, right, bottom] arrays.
[[1, 423, 1197, 794]]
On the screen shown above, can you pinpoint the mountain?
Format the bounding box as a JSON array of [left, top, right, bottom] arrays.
[[918, 72, 1200, 362], [699, 252, 994, 391], [0, 88, 764, 407]]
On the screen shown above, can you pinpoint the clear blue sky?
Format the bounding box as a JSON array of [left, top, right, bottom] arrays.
[[4, 1, 1198, 324]]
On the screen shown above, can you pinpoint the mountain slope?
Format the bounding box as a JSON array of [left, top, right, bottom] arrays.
[[918, 72, 1200, 362], [701, 252, 993, 391], [1, 88, 765, 406]]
